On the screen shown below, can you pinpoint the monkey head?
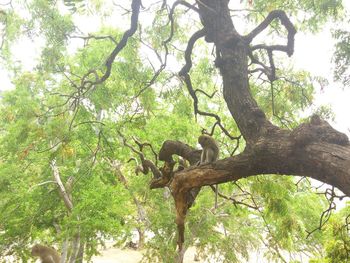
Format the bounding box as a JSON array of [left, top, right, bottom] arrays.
[[31, 244, 42, 256], [198, 134, 213, 147]]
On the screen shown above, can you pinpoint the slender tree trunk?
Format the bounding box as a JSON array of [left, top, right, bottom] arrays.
[[68, 234, 80, 263], [137, 227, 144, 249], [110, 160, 151, 249], [75, 241, 85, 263], [51, 160, 83, 263], [60, 239, 69, 263]]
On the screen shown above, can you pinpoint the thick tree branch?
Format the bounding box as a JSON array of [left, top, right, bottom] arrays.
[[159, 140, 201, 164], [196, 0, 279, 142], [168, 126, 350, 196]]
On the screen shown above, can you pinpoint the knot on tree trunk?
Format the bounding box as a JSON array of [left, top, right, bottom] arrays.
[[291, 115, 349, 147]]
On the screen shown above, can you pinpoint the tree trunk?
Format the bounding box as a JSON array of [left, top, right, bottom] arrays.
[[68, 234, 80, 263], [75, 241, 84, 263], [51, 160, 83, 263], [60, 239, 69, 263], [137, 227, 144, 249]]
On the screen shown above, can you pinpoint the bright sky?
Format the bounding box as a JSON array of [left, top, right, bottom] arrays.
[[292, 1, 350, 136], [293, 28, 350, 136], [0, 1, 349, 137]]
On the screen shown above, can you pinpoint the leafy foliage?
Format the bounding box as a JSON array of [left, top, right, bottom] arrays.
[[333, 29, 350, 86]]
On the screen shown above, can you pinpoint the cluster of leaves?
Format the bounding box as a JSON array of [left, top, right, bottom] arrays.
[[242, 0, 344, 32], [333, 28, 350, 86]]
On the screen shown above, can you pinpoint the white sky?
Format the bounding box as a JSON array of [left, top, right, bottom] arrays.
[[0, 1, 349, 136], [292, 1, 350, 136], [293, 28, 350, 135]]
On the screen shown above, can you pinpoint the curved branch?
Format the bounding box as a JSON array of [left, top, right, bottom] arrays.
[[97, 0, 141, 84], [164, 1, 199, 46], [134, 1, 199, 98], [179, 29, 239, 139], [68, 0, 141, 91], [194, 89, 217, 98], [179, 29, 206, 76], [118, 132, 162, 179], [245, 10, 296, 57], [159, 140, 201, 165]]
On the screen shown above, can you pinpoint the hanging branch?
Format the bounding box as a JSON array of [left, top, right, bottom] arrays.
[[244, 10, 296, 57], [49, 0, 142, 131], [244, 10, 296, 84], [94, 0, 141, 85], [68, 34, 118, 46], [118, 131, 162, 179], [179, 29, 240, 140], [134, 0, 200, 98], [133, 136, 159, 166], [208, 185, 259, 210], [306, 187, 337, 238]]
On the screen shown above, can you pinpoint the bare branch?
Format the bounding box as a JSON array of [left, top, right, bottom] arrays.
[[194, 89, 217, 98], [245, 10, 296, 57], [118, 131, 162, 179], [97, 0, 141, 84], [50, 160, 73, 212], [179, 29, 240, 140], [306, 187, 337, 238], [69, 34, 118, 45], [209, 185, 258, 210]]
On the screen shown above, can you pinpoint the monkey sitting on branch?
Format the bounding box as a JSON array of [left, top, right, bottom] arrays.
[[198, 134, 219, 165], [31, 244, 61, 263], [198, 134, 220, 208]]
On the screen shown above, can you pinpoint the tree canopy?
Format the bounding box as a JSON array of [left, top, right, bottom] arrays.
[[0, 0, 350, 262]]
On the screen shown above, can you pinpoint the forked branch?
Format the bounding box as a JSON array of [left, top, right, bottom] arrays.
[[245, 10, 296, 57], [245, 10, 295, 83]]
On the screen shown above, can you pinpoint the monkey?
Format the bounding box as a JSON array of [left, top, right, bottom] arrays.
[[198, 134, 219, 165], [198, 134, 220, 208], [31, 244, 61, 263]]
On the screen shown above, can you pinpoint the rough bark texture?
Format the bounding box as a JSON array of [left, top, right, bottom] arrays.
[[142, 0, 350, 260]]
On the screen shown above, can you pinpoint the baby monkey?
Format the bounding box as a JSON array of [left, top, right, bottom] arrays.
[[31, 244, 60, 263], [198, 134, 219, 164]]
